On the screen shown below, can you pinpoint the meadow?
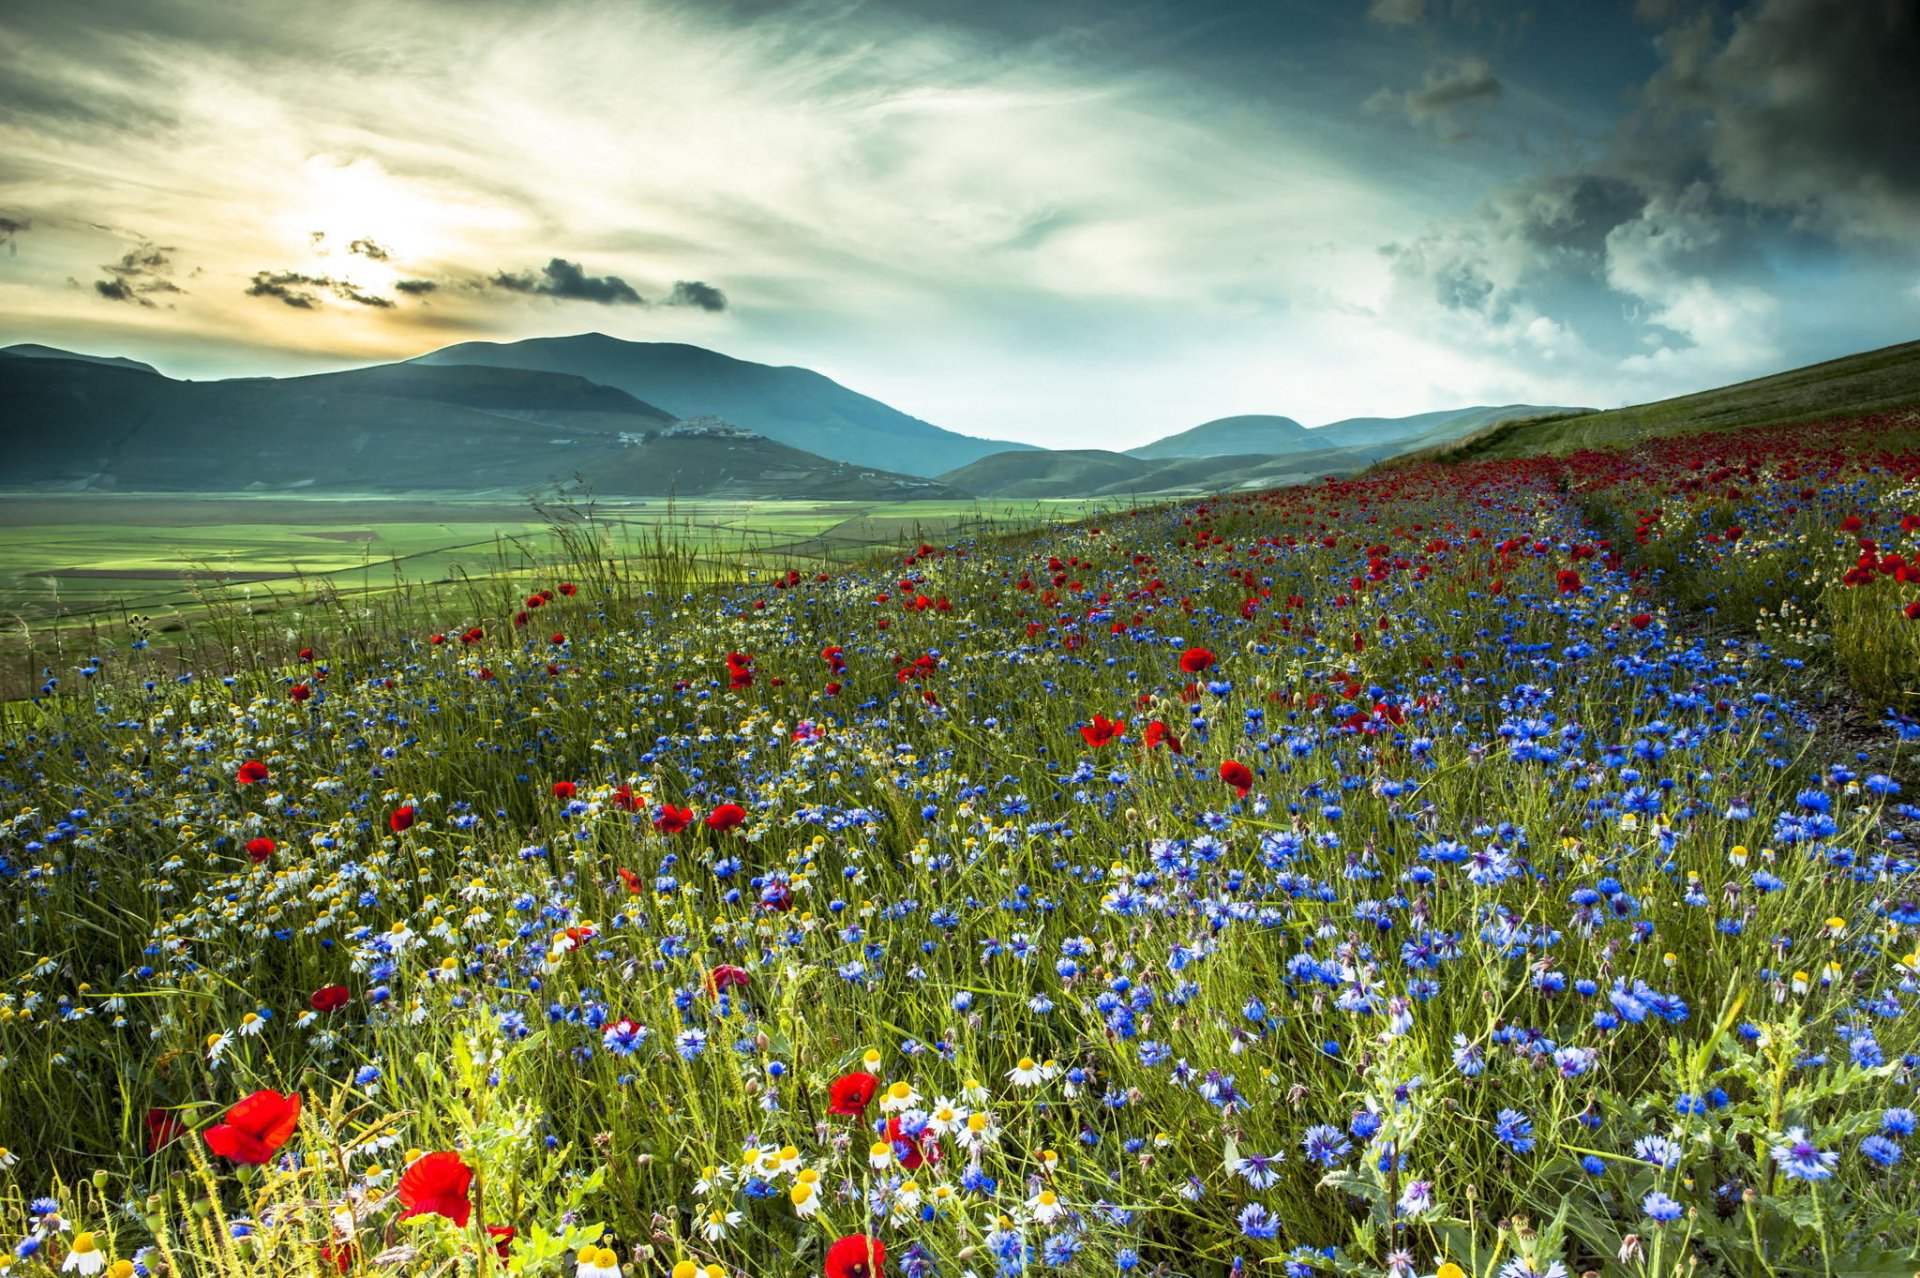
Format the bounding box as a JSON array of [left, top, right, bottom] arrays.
[[2, 413, 1919, 1278]]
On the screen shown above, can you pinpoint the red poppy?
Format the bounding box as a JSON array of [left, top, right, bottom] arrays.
[[822, 645, 847, 672], [551, 632, 566, 645], [1555, 569, 1583, 594], [1905, 600, 1920, 620], [617, 866, 644, 894], [558, 582, 577, 596], [235, 760, 270, 785], [487, 1226, 515, 1259], [389, 806, 416, 833], [290, 683, 312, 703], [397, 1151, 474, 1227], [1142, 721, 1182, 754], [653, 804, 694, 834], [705, 803, 746, 832], [309, 985, 351, 1013], [1179, 646, 1215, 674], [245, 837, 276, 864], [828, 1071, 878, 1116], [552, 780, 577, 800], [145, 1106, 186, 1153], [203, 1089, 301, 1165], [612, 785, 640, 811], [1220, 760, 1254, 797], [761, 880, 795, 911], [707, 964, 750, 996], [1079, 714, 1126, 748], [884, 1115, 938, 1170], [1629, 613, 1652, 629], [825, 1235, 885, 1278]]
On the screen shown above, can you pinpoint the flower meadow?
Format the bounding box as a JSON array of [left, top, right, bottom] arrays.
[[3, 412, 1920, 1278]]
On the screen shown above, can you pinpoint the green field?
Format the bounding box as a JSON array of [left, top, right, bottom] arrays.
[[0, 493, 1096, 632]]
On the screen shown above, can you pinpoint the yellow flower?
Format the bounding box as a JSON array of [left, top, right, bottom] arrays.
[[1437, 1265, 1467, 1278]]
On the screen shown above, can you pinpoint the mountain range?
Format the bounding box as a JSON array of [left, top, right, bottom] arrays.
[[0, 335, 1580, 500]]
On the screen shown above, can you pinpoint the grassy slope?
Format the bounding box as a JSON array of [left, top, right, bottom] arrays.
[[1431, 338, 1920, 462]]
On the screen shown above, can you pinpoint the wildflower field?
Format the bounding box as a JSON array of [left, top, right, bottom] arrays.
[[4, 411, 1920, 1278]]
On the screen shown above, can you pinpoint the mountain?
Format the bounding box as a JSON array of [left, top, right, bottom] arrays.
[[0, 356, 957, 499], [2, 343, 159, 375], [1129, 405, 1578, 460], [412, 333, 1033, 476]]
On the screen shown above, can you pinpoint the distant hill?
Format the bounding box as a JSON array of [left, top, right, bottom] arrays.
[[413, 333, 1032, 476], [1436, 340, 1920, 461], [940, 446, 1365, 499], [0, 356, 957, 499], [1129, 405, 1578, 460], [2, 343, 159, 375]]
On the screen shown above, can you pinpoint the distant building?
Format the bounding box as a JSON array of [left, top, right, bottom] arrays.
[[665, 415, 760, 440]]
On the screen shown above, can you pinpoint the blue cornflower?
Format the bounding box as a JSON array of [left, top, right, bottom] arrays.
[[1301, 1124, 1351, 1166], [1493, 1108, 1535, 1154], [1642, 1192, 1684, 1222], [1236, 1204, 1280, 1239], [1861, 1135, 1902, 1167], [1882, 1108, 1916, 1136], [1770, 1128, 1837, 1181], [675, 1029, 708, 1060]]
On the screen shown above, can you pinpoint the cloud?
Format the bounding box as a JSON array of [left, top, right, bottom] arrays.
[[245, 269, 392, 309], [667, 279, 728, 312], [1364, 57, 1501, 137], [92, 240, 185, 306], [1367, 0, 1427, 27], [394, 278, 439, 295], [489, 257, 645, 305], [347, 236, 390, 260], [0, 214, 26, 255]]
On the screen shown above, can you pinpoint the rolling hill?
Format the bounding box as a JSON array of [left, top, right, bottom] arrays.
[[1433, 339, 1920, 461], [1128, 404, 1578, 460], [412, 333, 1032, 476], [2, 343, 159, 375], [940, 446, 1362, 499], [0, 353, 958, 499]]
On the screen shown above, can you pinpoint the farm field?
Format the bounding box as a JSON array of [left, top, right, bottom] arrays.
[[2, 411, 1920, 1278], [0, 493, 1093, 627]]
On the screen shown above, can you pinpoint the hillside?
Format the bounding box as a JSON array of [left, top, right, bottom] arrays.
[[1128, 404, 1576, 460], [0, 356, 952, 499], [1440, 339, 1920, 460], [940, 445, 1362, 498], [412, 333, 1031, 476]]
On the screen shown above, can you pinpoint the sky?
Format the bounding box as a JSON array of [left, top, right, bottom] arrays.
[[1, 0, 1916, 451]]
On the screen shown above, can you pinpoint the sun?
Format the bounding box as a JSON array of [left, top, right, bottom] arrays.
[[279, 155, 465, 281]]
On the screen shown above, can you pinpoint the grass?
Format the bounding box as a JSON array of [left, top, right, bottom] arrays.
[[0, 430, 1917, 1278], [1417, 339, 1920, 462]]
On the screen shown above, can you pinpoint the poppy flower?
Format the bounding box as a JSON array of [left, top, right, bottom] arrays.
[[309, 985, 351, 1013], [706, 964, 750, 996], [828, 1072, 878, 1116], [389, 806, 416, 833], [1079, 714, 1126, 747], [203, 1089, 301, 1165], [825, 1235, 885, 1278], [397, 1151, 474, 1227], [145, 1107, 186, 1153], [617, 866, 644, 894], [884, 1115, 938, 1170], [488, 1226, 515, 1259], [298, 647, 314, 661], [1179, 646, 1216, 674], [705, 803, 746, 832], [612, 785, 640, 811], [552, 780, 577, 800], [653, 804, 694, 834], [1630, 613, 1652, 630], [558, 582, 577, 596], [245, 837, 276, 864], [235, 760, 270, 785], [1142, 721, 1182, 753], [290, 683, 312, 703], [1220, 759, 1254, 797], [1556, 569, 1583, 594], [760, 880, 794, 911]]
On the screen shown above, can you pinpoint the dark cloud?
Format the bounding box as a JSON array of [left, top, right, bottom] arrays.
[[490, 257, 646, 305], [93, 241, 184, 306], [348, 237, 391, 261], [394, 278, 439, 295], [0, 215, 27, 255], [245, 269, 393, 309], [667, 279, 728, 311], [1364, 57, 1501, 137]]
